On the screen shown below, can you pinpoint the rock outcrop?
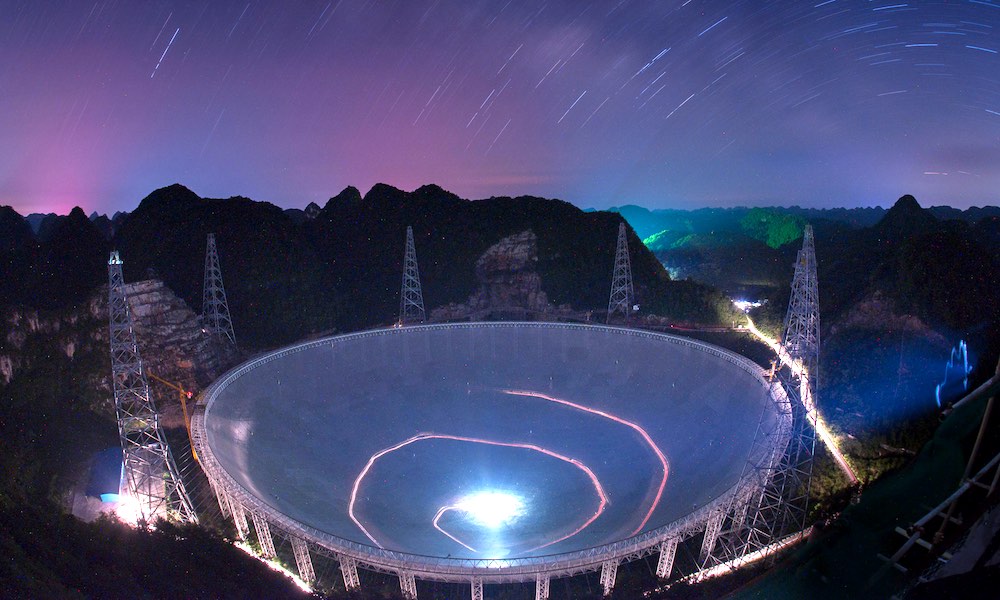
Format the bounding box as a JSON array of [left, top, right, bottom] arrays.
[[127, 280, 238, 383], [432, 230, 576, 321], [829, 290, 948, 347], [1, 307, 83, 385], [2, 279, 239, 427], [95, 279, 240, 427], [470, 230, 549, 312]]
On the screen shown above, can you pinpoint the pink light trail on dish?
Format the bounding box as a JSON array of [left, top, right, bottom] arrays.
[[501, 389, 670, 536], [432, 504, 478, 553], [349, 433, 609, 551]]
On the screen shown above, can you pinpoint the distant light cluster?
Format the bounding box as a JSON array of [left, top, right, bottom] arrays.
[[732, 299, 764, 313]]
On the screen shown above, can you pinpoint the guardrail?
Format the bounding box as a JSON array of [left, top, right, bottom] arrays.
[[878, 357, 1000, 578]]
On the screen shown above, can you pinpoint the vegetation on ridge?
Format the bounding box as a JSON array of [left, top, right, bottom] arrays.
[[2, 187, 999, 597]]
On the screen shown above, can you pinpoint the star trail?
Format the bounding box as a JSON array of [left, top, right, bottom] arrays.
[[2, 1, 999, 214]]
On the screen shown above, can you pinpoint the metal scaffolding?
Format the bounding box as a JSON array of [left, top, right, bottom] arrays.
[[607, 222, 634, 324], [399, 226, 427, 325], [202, 233, 237, 346], [699, 509, 726, 561], [879, 358, 1000, 577], [108, 251, 197, 524]]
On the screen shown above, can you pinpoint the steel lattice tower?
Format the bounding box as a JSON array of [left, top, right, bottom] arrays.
[[108, 251, 197, 524], [607, 222, 634, 324], [741, 225, 820, 543], [782, 225, 820, 385], [202, 233, 236, 346], [698, 225, 819, 572], [773, 223, 820, 533], [399, 226, 426, 325]]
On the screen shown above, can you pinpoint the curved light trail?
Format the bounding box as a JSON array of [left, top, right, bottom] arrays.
[[432, 493, 526, 553], [431, 505, 479, 553], [743, 315, 858, 484], [501, 389, 670, 535], [349, 432, 609, 552]]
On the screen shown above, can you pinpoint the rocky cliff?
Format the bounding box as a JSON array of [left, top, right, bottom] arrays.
[[1, 307, 91, 385], [122, 280, 238, 387], [2, 279, 239, 427], [829, 290, 949, 345], [431, 230, 575, 320], [110, 279, 240, 426]]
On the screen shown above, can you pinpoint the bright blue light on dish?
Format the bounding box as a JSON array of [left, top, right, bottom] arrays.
[[455, 491, 525, 529]]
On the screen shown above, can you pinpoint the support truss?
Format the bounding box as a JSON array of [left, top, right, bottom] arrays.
[[340, 555, 361, 590], [108, 251, 197, 524], [535, 574, 550, 600], [208, 476, 231, 518], [599, 559, 619, 596], [765, 380, 817, 539], [700, 509, 726, 561], [203, 233, 237, 346], [697, 394, 790, 571], [730, 490, 753, 533], [471, 577, 484, 600], [399, 225, 426, 325], [655, 537, 680, 579], [399, 572, 418, 599], [607, 222, 634, 324], [251, 511, 276, 559], [291, 537, 316, 584], [231, 499, 250, 540]]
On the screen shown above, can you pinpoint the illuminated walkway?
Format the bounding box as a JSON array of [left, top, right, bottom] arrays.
[[743, 316, 859, 485]]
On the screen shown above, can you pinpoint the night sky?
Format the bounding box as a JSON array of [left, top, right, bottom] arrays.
[[3, 1, 1000, 215]]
